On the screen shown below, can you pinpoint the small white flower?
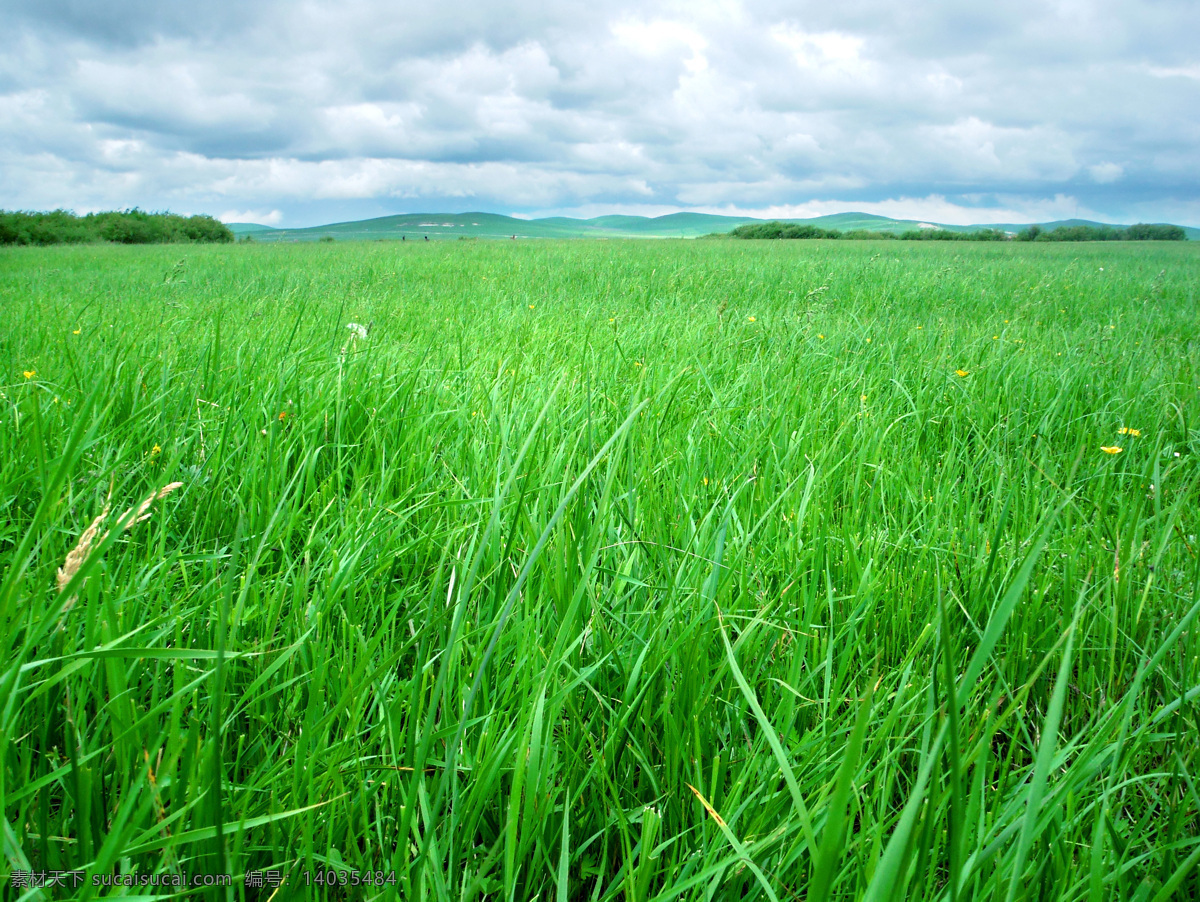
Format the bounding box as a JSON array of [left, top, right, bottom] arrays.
[[346, 322, 369, 340]]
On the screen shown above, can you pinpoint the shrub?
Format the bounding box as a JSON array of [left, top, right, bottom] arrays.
[[1018, 222, 1186, 242], [731, 223, 1011, 241], [1124, 223, 1186, 240], [0, 209, 234, 246], [730, 222, 842, 239], [842, 229, 896, 240]]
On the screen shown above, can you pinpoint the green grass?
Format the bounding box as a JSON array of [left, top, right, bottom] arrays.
[[1, 239, 1198, 900]]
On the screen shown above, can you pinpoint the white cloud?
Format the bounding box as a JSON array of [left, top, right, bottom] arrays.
[[1088, 162, 1123, 183], [611, 19, 708, 64], [219, 208, 283, 225], [1, 0, 1197, 226], [920, 117, 1078, 182], [771, 25, 873, 82], [678, 193, 1098, 226], [1147, 64, 1200, 80]]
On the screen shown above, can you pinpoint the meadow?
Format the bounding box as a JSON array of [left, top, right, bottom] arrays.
[[1, 238, 1198, 901]]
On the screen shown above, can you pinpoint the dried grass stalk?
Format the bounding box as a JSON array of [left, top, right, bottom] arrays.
[[56, 505, 110, 593], [55, 482, 183, 619], [113, 482, 184, 532]]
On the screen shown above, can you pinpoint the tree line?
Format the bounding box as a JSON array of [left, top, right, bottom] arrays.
[[0, 209, 234, 246], [728, 221, 1187, 241], [1014, 223, 1186, 241]]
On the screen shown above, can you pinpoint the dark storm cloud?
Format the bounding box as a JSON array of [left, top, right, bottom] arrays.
[[1, 0, 1197, 226]]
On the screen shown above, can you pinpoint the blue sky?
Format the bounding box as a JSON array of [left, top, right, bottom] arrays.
[[2, 0, 1197, 228]]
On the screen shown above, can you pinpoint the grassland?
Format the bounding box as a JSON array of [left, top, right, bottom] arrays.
[[1, 239, 1198, 900]]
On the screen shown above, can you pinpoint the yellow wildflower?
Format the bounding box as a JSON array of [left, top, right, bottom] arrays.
[[748, 316, 756, 322], [278, 411, 288, 421], [24, 369, 36, 379], [1117, 427, 1140, 436], [528, 304, 535, 309], [817, 334, 825, 339], [860, 394, 867, 402], [955, 369, 969, 377], [150, 444, 161, 457], [72, 329, 81, 335], [1100, 446, 1123, 455]]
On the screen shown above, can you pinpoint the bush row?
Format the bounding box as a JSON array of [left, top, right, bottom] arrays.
[[1016, 223, 1186, 241], [0, 209, 234, 246], [730, 221, 1187, 241]]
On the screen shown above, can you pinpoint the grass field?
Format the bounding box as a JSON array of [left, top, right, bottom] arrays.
[[2, 239, 1198, 900]]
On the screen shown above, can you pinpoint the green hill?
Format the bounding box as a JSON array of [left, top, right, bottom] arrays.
[[229, 212, 759, 241], [226, 223, 280, 234], [225, 211, 1197, 242]]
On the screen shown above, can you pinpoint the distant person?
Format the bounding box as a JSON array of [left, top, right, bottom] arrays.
[[401, 235, 405, 241], [424, 235, 429, 242]]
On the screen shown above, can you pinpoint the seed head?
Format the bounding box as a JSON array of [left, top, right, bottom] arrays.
[[55, 483, 183, 623]]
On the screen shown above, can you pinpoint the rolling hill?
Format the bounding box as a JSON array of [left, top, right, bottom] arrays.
[[226, 211, 1198, 242]]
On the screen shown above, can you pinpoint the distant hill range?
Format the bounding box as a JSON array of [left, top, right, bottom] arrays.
[[227, 211, 1199, 242]]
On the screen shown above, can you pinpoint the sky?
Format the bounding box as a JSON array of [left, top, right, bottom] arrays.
[[1, 0, 1198, 228]]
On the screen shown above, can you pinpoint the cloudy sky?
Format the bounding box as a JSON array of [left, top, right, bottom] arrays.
[[2, 0, 1197, 227]]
